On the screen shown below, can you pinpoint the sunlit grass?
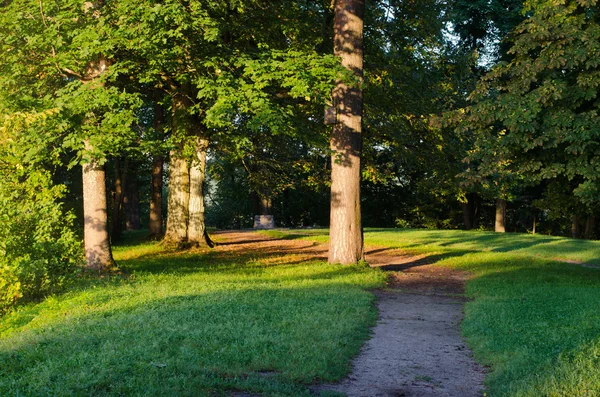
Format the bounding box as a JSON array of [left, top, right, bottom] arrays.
[[0, 232, 385, 396], [266, 228, 600, 396]]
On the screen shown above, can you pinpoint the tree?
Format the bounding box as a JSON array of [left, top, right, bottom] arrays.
[[460, 0, 600, 235], [328, 0, 365, 265], [0, 0, 142, 270]]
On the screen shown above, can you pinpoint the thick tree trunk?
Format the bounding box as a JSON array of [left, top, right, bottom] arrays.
[[149, 155, 164, 239], [111, 157, 124, 240], [329, 0, 365, 265], [188, 136, 209, 245], [83, 146, 114, 270], [495, 198, 507, 233], [164, 146, 190, 243], [259, 195, 272, 216]]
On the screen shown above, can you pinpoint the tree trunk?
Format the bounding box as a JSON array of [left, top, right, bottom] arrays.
[[124, 174, 141, 230], [329, 0, 365, 265], [584, 216, 595, 240], [495, 198, 506, 233], [149, 155, 164, 239], [532, 212, 537, 235], [188, 136, 209, 245], [149, 103, 165, 239], [164, 92, 192, 244], [462, 201, 473, 230], [111, 157, 124, 240], [164, 146, 190, 243], [572, 215, 581, 239], [259, 195, 272, 216], [83, 145, 114, 270]]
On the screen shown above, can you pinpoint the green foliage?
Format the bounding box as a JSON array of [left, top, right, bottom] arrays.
[[0, 113, 82, 314], [460, 0, 600, 209]]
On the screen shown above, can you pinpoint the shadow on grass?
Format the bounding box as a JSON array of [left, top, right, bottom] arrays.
[[376, 250, 472, 272], [0, 282, 378, 397], [365, 228, 600, 265]]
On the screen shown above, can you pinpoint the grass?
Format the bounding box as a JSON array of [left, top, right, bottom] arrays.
[[0, 231, 385, 396], [265, 228, 600, 396], [3, 227, 600, 396]]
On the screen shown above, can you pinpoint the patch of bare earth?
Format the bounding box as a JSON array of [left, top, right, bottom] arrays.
[[210, 231, 486, 397]]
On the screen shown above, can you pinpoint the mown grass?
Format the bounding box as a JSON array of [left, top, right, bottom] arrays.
[[265, 228, 600, 396], [0, 232, 385, 396]]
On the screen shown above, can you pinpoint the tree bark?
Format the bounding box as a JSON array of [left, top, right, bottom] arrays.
[[584, 216, 596, 240], [149, 103, 165, 239], [329, 0, 365, 265], [462, 201, 473, 230], [83, 145, 114, 270], [572, 215, 581, 239], [164, 145, 190, 243], [124, 173, 141, 230], [495, 198, 506, 233], [188, 136, 209, 245], [111, 157, 124, 240], [149, 155, 164, 239], [164, 93, 192, 244]]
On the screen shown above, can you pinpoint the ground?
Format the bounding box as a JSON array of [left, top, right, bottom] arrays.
[[213, 230, 486, 397]]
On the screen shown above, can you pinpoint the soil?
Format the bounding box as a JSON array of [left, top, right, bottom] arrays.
[[211, 231, 486, 397]]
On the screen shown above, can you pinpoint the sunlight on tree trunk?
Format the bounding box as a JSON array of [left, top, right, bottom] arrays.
[[329, 0, 365, 265], [188, 136, 209, 245], [83, 142, 114, 270], [495, 198, 506, 233], [164, 145, 190, 244]]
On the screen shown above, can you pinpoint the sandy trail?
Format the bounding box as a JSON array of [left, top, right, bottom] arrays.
[[212, 231, 486, 397]]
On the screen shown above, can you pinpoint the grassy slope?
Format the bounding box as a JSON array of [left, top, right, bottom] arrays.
[[0, 233, 385, 397], [265, 228, 600, 397]]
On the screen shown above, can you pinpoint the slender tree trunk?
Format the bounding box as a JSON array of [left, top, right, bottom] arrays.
[[83, 143, 113, 270], [188, 136, 209, 245], [329, 0, 365, 265], [572, 215, 581, 239], [111, 157, 124, 240], [124, 174, 141, 230], [495, 198, 507, 233], [584, 216, 595, 240], [532, 212, 537, 235], [462, 201, 473, 230], [149, 103, 165, 239], [149, 155, 164, 239]]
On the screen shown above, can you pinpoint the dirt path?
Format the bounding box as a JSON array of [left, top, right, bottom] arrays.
[[211, 231, 486, 397], [315, 249, 486, 397]]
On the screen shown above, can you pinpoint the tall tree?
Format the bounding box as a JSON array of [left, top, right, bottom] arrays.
[[460, 0, 600, 233], [329, 0, 365, 264]]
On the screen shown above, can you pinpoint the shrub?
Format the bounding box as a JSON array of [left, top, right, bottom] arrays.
[[0, 168, 82, 314]]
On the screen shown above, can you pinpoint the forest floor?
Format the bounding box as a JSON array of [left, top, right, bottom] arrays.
[[213, 231, 486, 397]]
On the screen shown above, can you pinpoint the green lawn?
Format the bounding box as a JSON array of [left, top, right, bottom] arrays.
[[0, 233, 385, 396], [267, 228, 600, 396], [2, 228, 600, 396]]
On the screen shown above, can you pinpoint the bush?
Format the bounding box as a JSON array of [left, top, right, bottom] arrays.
[[0, 168, 82, 314]]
